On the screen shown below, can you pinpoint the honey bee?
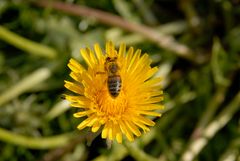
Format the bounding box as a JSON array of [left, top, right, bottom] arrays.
[[104, 56, 122, 98]]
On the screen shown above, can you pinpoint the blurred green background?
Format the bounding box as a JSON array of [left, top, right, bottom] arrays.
[[0, 0, 239, 161]]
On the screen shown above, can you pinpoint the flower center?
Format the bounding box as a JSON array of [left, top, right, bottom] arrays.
[[96, 88, 128, 118]]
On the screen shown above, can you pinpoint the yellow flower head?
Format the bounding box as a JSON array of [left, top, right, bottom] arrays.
[[64, 41, 164, 143]]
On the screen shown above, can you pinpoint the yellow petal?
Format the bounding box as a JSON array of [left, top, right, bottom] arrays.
[[144, 67, 159, 80], [87, 47, 97, 65], [81, 72, 93, 88], [135, 116, 155, 126], [69, 72, 82, 82], [119, 120, 134, 142], [142, 77, 162, 88], [65, 95, 91, 108], [87, 117, 98, 127], [106, 41, 116, 57], [80, 48, 94, 68], [92, 122, 101, 132], [64, 95, 83, 102], [77, 116, 94, 130], [143, 96, 164, 104], [129, 53, 150, 76], [118, 42, 126, 59], [138, 111, 162, 117], [125, 121, 141, 137], [125, 47, 134, 67], [147, 90, 163, 97], [127, 49, 141, 72], [94, 43, 103, 60], [139, 104, 164, 110], [133, 121, 150, 132], [64, 81, 84, 94], [68, 58, 85, 73], [111, 123, 117, 141], [115, 124, 122, 143], [73, 110, 93, 118], [70, 103, 85, 108], [108, 121, 113, 140], [102, 123, 109, 139]]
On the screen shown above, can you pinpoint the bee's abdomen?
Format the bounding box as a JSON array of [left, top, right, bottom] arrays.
[[108, 75, 121, 98]]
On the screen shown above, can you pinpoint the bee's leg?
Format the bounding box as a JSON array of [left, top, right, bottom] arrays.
[[96, 71, 106, 75], [96, 71, 107, 86], [96, 71, 106, 80]]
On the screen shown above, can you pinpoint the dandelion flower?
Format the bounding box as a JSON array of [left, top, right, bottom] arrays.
[[64, 41, 164, 143]]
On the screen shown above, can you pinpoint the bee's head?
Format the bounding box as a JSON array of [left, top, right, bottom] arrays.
[[105, 56, 119, 73], [106, 56, 117, 62]]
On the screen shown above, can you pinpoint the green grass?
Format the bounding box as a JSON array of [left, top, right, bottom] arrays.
[[0, 0, 239, 161]]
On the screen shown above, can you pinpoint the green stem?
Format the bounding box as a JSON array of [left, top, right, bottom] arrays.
[[190, 85, 228, 139], [0, 68, 51, 106], [32, 0, 206, 64], [211, 38, 230, 86], [0, 26, 57, 59], [38, 134, 87, 161], [218, 138, 240, 161], [0, 127, 75, 149], [108, 21, 187, 46], [92, 128, 156, 161], [180, 91, 240, 161], [44, 100, 70, 121], [132, 0, 157, 25], [156, 131, 176, 161], [180, 0, 201, 32], [124, 141, 158, 161]]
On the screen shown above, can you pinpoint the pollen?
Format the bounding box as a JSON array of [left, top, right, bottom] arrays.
[[64, 41, 164, 143]]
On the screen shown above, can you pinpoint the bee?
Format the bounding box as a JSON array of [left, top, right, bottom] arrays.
[[104, 56, 122, 98]]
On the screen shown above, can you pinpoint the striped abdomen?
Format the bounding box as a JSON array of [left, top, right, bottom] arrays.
[[107, 75, 121, 98]]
